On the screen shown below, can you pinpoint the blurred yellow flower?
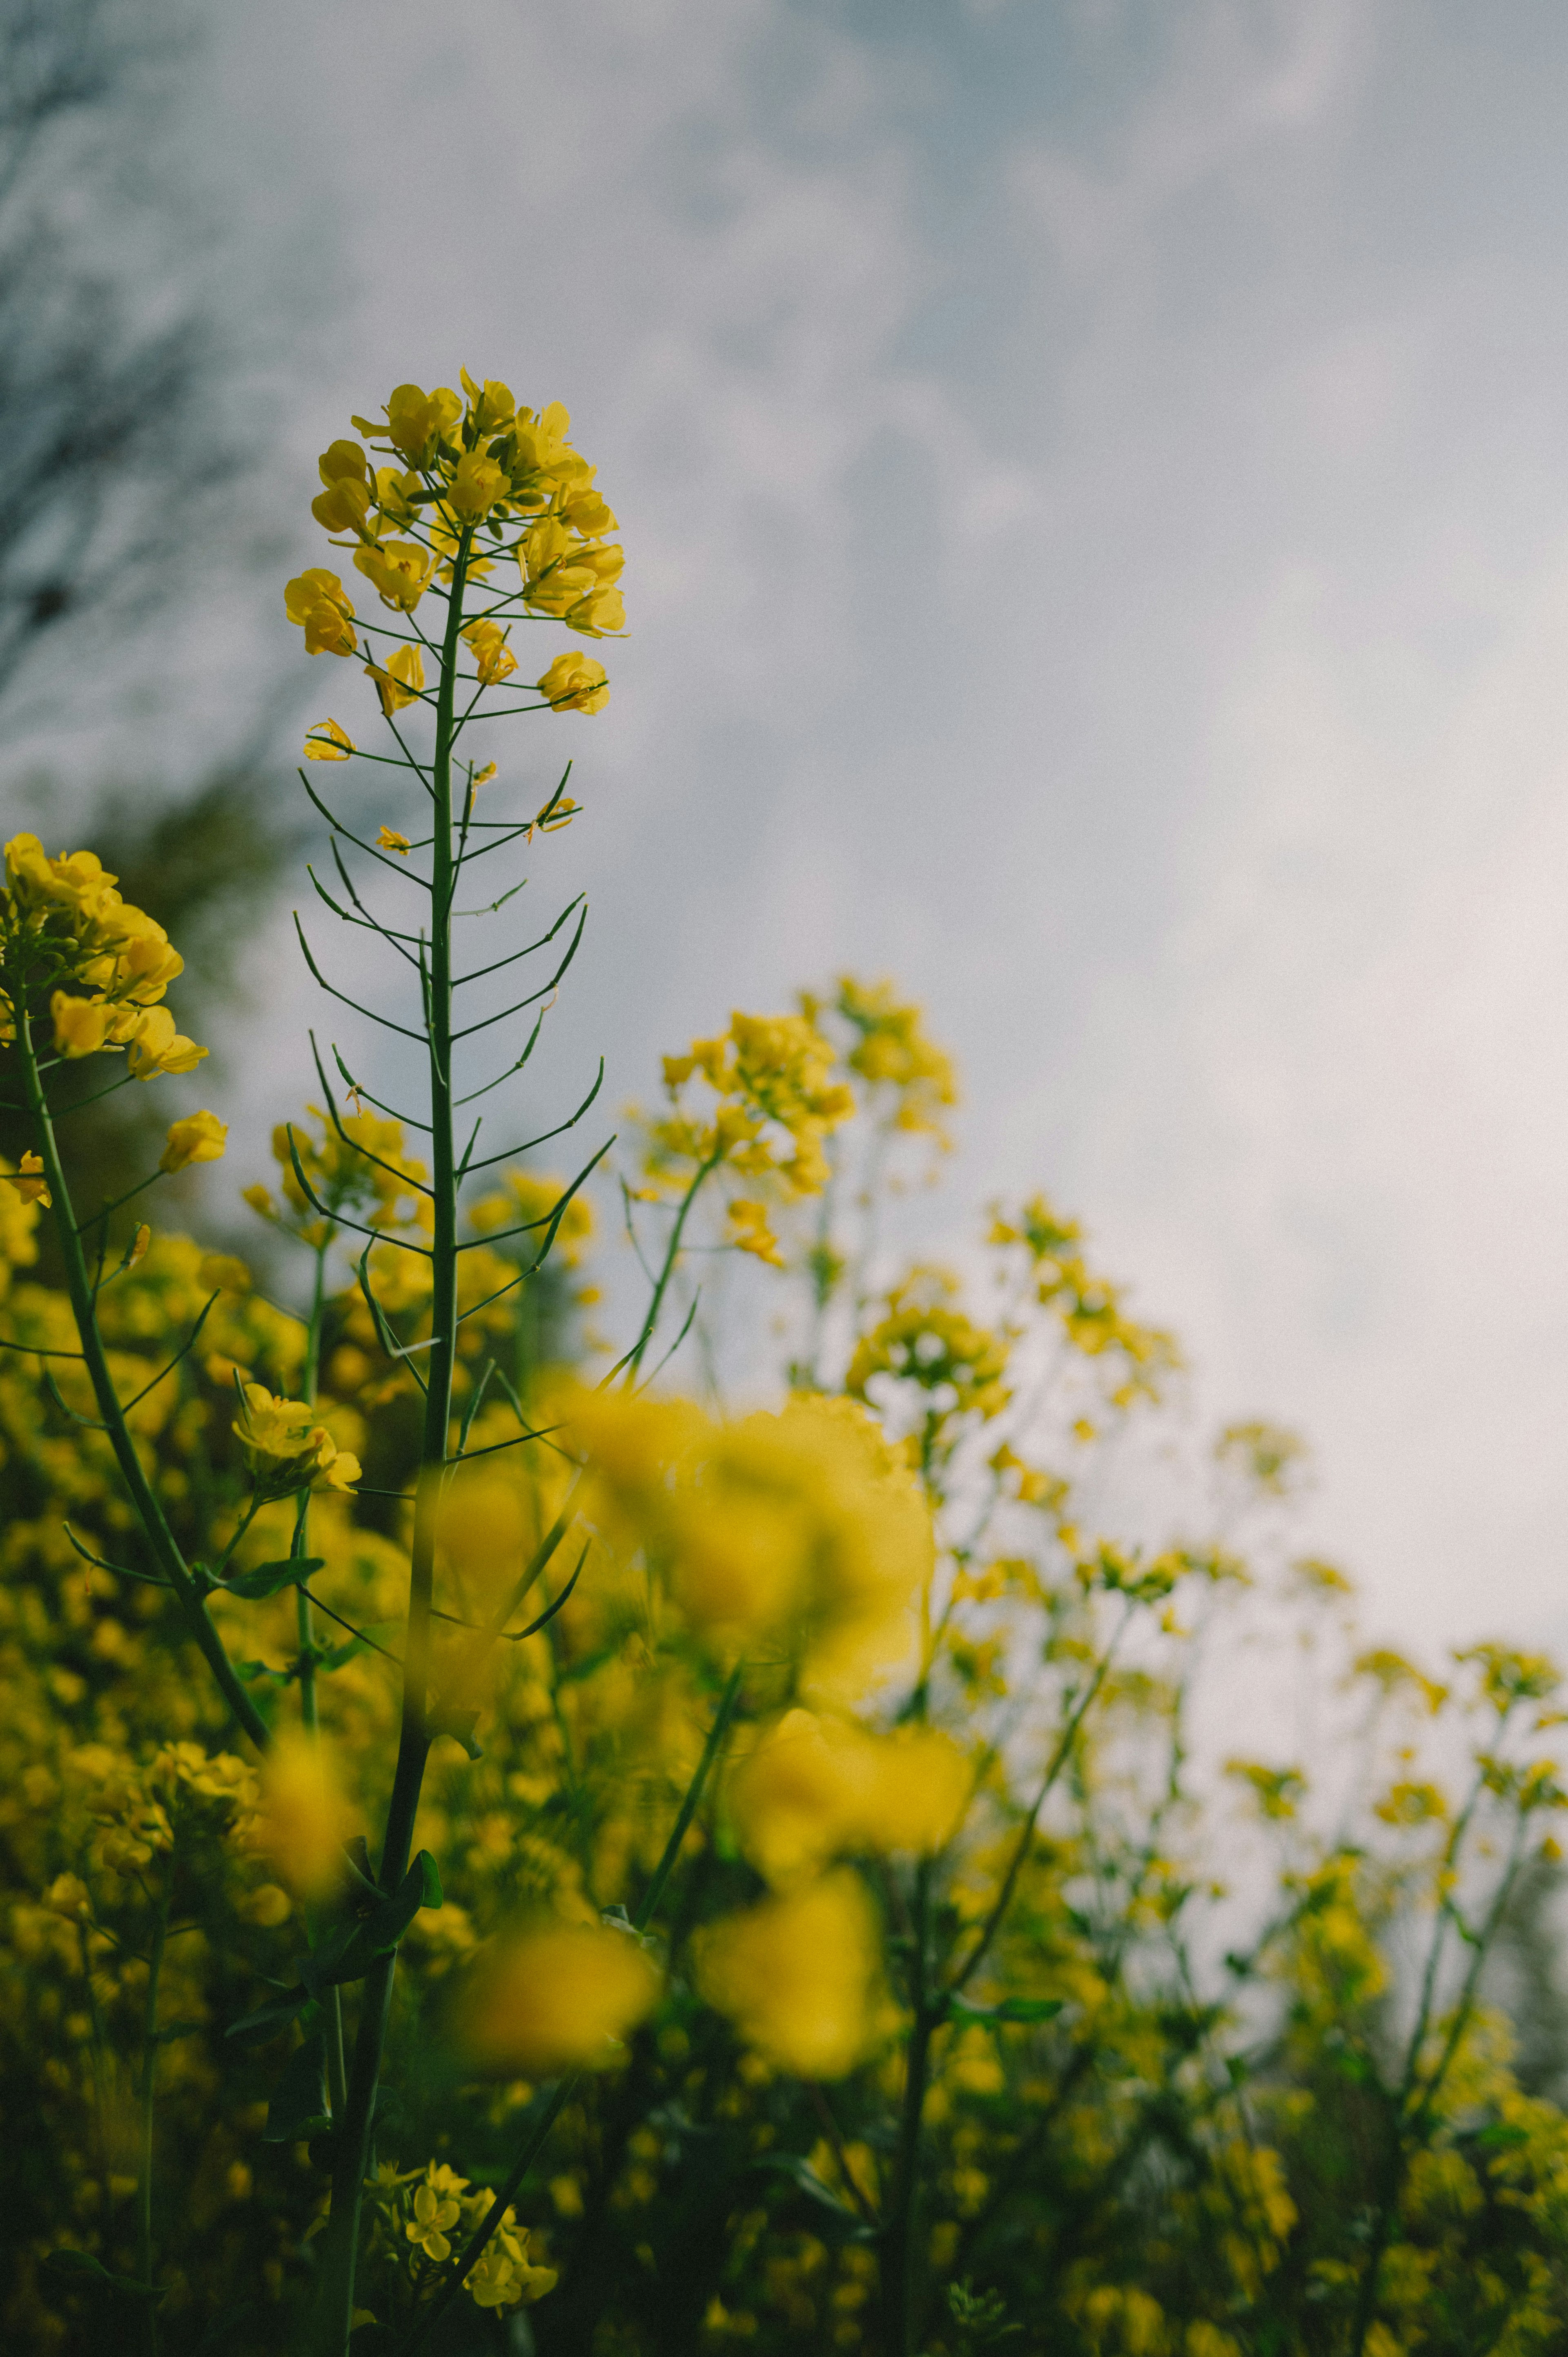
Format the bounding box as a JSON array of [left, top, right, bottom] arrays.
[[726, 1199, 784, 1268], [458, 1922, 659, 2074], [696, 1871, 877, 2078], [376, 827, 412, 856], [160, 1111, 227, 1174], [253, 1730, 353, 1900]]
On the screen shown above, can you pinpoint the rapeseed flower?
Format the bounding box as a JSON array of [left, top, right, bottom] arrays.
[[537, 651, 609, 715], [305, 719, 354, 762], [695, 1871, 877, 2078], [284, 567, 357, 657], [160, 1112, 227, 1174], [458, 1921, 659, 2073], [232, 1380, 361, 1496]]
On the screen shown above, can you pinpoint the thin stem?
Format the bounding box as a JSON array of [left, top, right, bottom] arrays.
[[881, 1860, 935, 2357], [623, 1150, 724, 1386], [396, 1664, 746, 2355], [310, 519, 473, 2357], [137, 1860, 172, 2351], [12, 1005, 270, 1751]]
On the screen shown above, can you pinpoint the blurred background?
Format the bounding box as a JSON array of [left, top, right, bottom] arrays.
[[11, 0, 1568, 1658]]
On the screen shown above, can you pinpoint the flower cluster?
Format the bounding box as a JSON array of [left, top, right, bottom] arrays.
[[641, 1008, 856, 1218], [368, 2161, 558, 2313], [231, 1380, 361, 1496], [0, 834, 205, 1078]]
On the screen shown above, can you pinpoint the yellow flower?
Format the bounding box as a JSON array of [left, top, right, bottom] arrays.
[[406, 2178, 463, 2263], [730, 1712, 970, 1884], [470, 760, 497, 789], [566, 585, 625, 638], [376, 827, 412, 856], [51, 992, 111, 1058], [695, 1872, 877, 2078], [537, 651, 609, 716], [198, 1253, 252, 1293], [125, 1006, 208, 1080], [253, 1729, 354, 1900], [232, 1380, 361, 1494], [459, 1923, 660, 2074], [561, 488, 617, 538], [468, 2223, 558, 2310], [284, 567, 358, 657], [726, 1199, 784, 1267], [352, 538, 433, 612], [379, 381, 463, 468], [305, 719, 354, 762], [448, 449, 508, 522], [459, 368, 517, 435], [365, 642, 425, 716], [127, 1223, 150, 1267], [7, 1150, 51, 1206], [311, 439, 374, 537], [463, 619, 517, 686], [160, 1111, 227, 1173]]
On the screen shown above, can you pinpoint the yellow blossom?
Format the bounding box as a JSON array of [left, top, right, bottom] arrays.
[[365, 642, 425, 716], [253, 1729, 354, 1900], [160, 1111, 227, 1174], [125, 1006, 208, 1080], [376, 827, 412, 856], [459, 368, 517, 434], [377, 381, 463, 468], [232, 1380, 361, 1494], [51, 992, 111, 1058], [198, 1253, 252, 1293], [463, 619, 518, 686], [537, 651, 609, 715], [727, 1199, 784, 1267], [311, 439, 374, 537], [284, 567, 358, 657], [448, 449, 508, 520], [305, 719, 354, 762], [353, 538, 433, 612], [459, 1922, 660, 2073], [7, 1150, 50, 1206], [695, 1871, 877, 2078], [407, 2177, 463, 2262]]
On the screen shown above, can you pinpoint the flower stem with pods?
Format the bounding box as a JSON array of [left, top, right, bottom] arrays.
[[309, 528, 474, 2357]]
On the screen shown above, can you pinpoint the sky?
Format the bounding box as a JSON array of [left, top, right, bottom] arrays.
[[75, 0, 1568, 1657]]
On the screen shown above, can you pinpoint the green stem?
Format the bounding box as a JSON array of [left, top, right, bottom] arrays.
[[882, 1860, 935, 2357], [137, 1862, 171, 2352], [13, 1003, 270, 1750], [395, 1664, 746, 2355], [623, 1148, 722, 1385], [310, 527, 472, 2357], [296, 1239, 348, 2120]]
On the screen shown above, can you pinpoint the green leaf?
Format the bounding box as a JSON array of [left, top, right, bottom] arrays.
[[263, 2027, 330, 2143], [223, 1556, 325, 1601], [43, 2249, 162, 2301], [753, 2154, 863, 2225], [948, 1994, 1064, 2028], [314, 1851, 442, 1987], [226, 1991, 309, 2046]]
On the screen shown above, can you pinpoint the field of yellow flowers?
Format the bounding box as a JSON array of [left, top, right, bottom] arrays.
[[5, 371, 1568, 2357]]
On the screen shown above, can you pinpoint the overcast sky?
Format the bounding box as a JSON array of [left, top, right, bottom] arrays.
[[140, 0, 1568, 1657]]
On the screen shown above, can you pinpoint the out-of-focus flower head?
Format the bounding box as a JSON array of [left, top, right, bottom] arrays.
[[456, 1920, 660, 2074], [695, 1870, 878, 2078], [642, 1006, 855, 1208], [467, 1168, 595, 1268], [574, 1389, 932, 1693], [251, 1728, 354, 1898], [160, 1111, 227, 1175]]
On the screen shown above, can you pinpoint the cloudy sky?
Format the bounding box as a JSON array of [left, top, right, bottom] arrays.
[[135, 0, 1568, 1655]]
